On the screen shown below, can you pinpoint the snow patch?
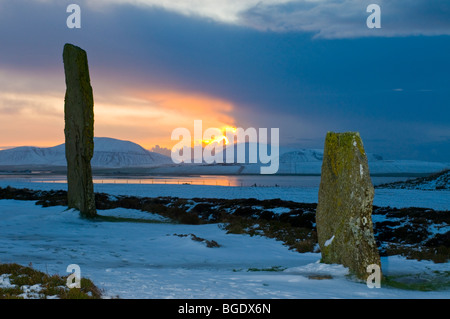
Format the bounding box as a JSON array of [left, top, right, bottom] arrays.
[[268, 207, 292, 215], [0, 274, 16, 289], [19, 284, 44, 299], [284, 261, 349, 278], [324, 235, 335, 247], [98, 207, 170, 222], [252, 206, 291, 215]]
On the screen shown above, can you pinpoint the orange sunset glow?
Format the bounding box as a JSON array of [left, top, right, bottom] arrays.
[[96, 90, 238, 150], [0, 72, 238, 151]]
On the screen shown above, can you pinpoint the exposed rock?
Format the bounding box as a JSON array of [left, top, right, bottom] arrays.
[[316, 132, 381, 280], [63, 43, 96, 218]]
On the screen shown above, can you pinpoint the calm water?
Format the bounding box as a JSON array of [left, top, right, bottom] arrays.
[[3, 174, 413, 188]]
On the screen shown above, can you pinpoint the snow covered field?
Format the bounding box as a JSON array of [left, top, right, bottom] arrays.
[[0, 179, 449, 299]]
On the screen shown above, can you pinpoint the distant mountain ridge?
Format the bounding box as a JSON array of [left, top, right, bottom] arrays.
[[0, 138, 448, 175], [277, 149, 449, 175], [0, 137, 172, 168]]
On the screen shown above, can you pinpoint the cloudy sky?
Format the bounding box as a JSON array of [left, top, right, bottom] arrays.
[[0, 0, 449, 161]]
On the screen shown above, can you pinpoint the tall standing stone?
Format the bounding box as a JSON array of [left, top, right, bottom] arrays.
[[63, 43, 96, 218], [316, 132, 381, 280]]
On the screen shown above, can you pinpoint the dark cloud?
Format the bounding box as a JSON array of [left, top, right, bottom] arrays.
[[240, 0, 450, 38], [0, 0, 449, 161]]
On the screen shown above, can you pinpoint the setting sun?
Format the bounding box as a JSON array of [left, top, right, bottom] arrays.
[[198, 126, 237, 146]]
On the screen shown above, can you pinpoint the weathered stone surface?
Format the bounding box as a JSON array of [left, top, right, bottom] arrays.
[[63, 43, 96, 218], [316, 132, 381, 280]]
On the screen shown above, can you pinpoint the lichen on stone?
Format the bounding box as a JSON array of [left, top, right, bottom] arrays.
[[316, 132, 381, 280], [63, 43, 97, 218]]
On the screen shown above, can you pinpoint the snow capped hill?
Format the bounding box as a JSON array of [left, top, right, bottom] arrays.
[[0, 145, 66, 166], [280, 149, 324, 163], [377, 170, 450, 190], [367, 160, 450, 175], [149, 145, 449, 175], [278, 149, 383, 167], [0, 137, 172, 168], [277, 149, 449, 175], [0, 138, 448, 175], [90, 137, 171, 168]]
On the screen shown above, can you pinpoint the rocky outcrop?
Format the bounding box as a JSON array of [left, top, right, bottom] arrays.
[[63, 43, 96, 218], [316, 132, 381, 280]]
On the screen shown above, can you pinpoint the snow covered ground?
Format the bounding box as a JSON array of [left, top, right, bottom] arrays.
[[0, 199, 449, 299], [0, 179, 449, 299]]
